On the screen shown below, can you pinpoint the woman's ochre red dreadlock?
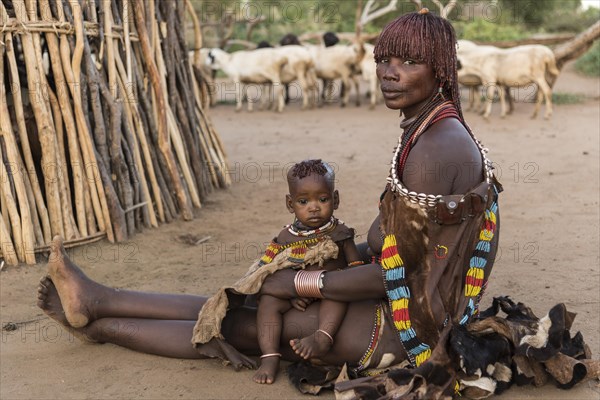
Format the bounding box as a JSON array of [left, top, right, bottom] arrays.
[[373, 10, 465, 121]]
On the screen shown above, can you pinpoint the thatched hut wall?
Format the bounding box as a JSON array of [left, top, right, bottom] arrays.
[[0, 0, 229, 265]]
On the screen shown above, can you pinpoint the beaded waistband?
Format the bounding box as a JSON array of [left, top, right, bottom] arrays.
[[353, 303, 384, 376]]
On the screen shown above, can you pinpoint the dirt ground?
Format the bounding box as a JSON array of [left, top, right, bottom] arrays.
[[1, 63, 599, 399]]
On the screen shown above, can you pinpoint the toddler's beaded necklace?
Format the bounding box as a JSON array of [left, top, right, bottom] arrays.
[[287, 216, 338, 237]]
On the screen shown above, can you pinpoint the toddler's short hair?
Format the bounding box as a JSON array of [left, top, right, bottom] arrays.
[[288, 159, 335, 185]]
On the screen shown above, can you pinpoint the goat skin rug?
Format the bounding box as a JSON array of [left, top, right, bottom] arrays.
[[285, 296, 600, 399]]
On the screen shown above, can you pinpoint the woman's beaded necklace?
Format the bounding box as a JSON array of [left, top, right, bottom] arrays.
[[387, 97, 495, 208]]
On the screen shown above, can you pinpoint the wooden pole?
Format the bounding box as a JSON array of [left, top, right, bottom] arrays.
[[132, 0, 193, 220], [4, 31, 52, 243], [37, 0, 88, 239], [59, 0, 114, 242], [114, 53, 159, 227], [12, 0, 64, 241], [0, 140, 27, 263], [0, 212, 19, 266]]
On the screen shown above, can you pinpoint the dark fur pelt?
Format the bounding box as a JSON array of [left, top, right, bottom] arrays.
[[461, 296, 598, 395], [286, 362, 341, 395], [450, 324, 514, 397]]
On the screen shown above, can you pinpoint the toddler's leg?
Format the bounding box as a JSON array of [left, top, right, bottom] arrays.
[[290, 300, 347, 359], [254, 295, 292, 384]]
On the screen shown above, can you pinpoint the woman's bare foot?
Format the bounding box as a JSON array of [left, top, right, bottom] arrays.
[[253, 355, 280, 384], [37, 276, 96, 343], [37, 275, 69, 327], [290, 330, 333, 359], [46, 236, 98, 328]]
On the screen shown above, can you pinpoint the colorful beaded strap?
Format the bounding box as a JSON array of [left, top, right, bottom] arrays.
[[258, 237, 322, 267], [459, 197, 499, 325], [381, 234, 432, 367], [259, 217, 342, 266]]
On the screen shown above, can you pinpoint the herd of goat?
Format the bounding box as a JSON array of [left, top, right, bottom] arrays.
[[195, 33, 560, 119]]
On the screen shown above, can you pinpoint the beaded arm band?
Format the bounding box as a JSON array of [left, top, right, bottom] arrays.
[[348, 260, 365, 267], [294, 270, 325, 298]]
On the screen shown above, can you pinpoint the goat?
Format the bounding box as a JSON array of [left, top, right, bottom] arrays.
[[456, 40, 513, 115], [306, 43, 364, 107], [457, 43, 559, 119], [205, 48, 288, 112], [272, 45, 319, 109], [359, 43, 380, 109], [190, 48, 218, 107]]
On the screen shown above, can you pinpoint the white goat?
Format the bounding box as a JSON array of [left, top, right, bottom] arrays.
[[457, 43, 560, 119], [190, 49, 217, 107], [457, 40, 503, 113], [306, 43, 364, 107], [359, 43, 380, 109], [270, 45, 319, 109], [205, 48, 288, 112]]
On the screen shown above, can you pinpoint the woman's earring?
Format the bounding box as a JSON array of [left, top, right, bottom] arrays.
[[436, 83, 445, 100]]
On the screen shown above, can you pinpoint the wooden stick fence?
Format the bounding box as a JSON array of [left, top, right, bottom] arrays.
[[0, 0, 230, 265]]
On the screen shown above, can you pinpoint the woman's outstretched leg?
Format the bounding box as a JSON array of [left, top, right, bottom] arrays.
[[46, 236, 207, 326], [38, 275, 200, 356], [38, 276, 256, 362], [86, 318, 202, 358]]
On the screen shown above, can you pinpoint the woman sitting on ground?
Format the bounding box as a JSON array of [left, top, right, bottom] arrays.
[[37, 9, 500, 391]]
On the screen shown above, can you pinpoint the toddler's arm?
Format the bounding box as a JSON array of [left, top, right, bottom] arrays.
[[342, 239, 364, 267]]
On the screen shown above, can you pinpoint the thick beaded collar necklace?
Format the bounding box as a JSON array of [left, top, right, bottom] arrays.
[[387, 101, 495, 208]]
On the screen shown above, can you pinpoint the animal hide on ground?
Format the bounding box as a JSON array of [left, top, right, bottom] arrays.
[[287, 297, 599, 399]]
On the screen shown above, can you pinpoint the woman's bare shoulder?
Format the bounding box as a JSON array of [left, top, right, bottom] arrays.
[[404, 118, 483, 195], [419, 118, 478, 155]]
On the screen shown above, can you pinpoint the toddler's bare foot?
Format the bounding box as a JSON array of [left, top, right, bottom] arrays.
[[37, 276, 96, 343], [253, 355, 280, 384], [290, 329, 333, 359], [46, 236, 98, 328]]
